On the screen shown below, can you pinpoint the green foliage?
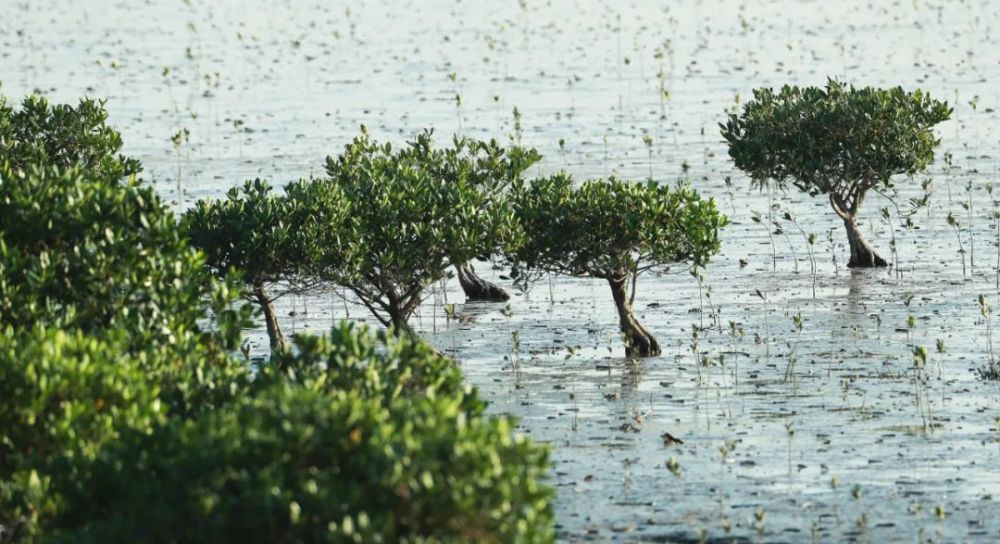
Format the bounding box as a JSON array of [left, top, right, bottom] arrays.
[[322, 129, 536, 329], [0, 165, 249, 347], [0, 326, 248, 541], [508, 174, 727, 282], [0, 93, 141, 181], [504, 175, 724, 356], [402, 130, 542, 208], [48, 323, 553, 544], [282, 177, 354, 271], [0, 93, 552, 543], [720, 79, 951, 200], [266, 322, 483, 415], [186, 178, 345, 291], [185, 178, 351, 350]]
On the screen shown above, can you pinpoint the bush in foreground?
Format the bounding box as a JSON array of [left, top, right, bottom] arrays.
[[0, 326, 248, 541], [45, 323, 553, 544], [0, 164, 249, 349]]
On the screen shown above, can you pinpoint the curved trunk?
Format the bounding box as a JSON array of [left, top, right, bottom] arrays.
[[456, 262, 509, 302], [608, 277, 661, 357], [254, 285, 287, 352], [843, 216, 887, 268]]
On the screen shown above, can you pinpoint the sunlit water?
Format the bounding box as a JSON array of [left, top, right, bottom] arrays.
[[5, 0, 1000, 541]]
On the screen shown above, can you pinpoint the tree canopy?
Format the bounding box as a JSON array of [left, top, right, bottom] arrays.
[[0, 164, 246, 347], [506, 174, 726, 356], [721, 79, 952, 197], [321, 129, 524, 331], [720, 79, 951, 267], [0, 94, 141, 180], [184, 178, 349, 351]]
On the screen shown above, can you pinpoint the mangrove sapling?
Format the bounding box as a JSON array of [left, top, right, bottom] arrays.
[[880, 207, 900, 277], [698, 274, 723, 331], [511, 106, 524, 145], [754, 508, 766, 542], [717, 439, 737, 518], [722, 79, 952, 268], [724, 176, 737, 215], [642, 133, 654, 179], [728, 320, 746, 387], [784, 313, 803, 382], [500, 304, 522, 380], [754, 289, 770, 359], [506, 174, 726, 357], [751, 210, 777, 271], [963, 180, 975, 275], [784, 211, 818, 297], [946, 212, 967, 276], [910, 178, 934, 220], [906, 314, 916, 348], [773, 217, 799, 273], [493, 94, 501, 131], [784, 422, 795, 475], [232, 118, 245, 158], [321, 129, 525, 333], [690, 326, 702, 381], [978, 295, 1000, 380], [913, 346, 930, 431], [826, 229, 839, 276], [447, 72, 464, 135], [970, 95, 981, 151], [691, 268, 707, 330], [170, 128, 189, 191], [943, 151, 955, 204]]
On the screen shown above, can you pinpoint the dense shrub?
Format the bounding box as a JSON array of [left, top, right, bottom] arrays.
[[46, 324, 553, 544], [0, 93, 141, 180], [266, 322, 482, 413], [0, 326, 248, 541], [0, 164, 249, 348], [0, 91, 554, 543]]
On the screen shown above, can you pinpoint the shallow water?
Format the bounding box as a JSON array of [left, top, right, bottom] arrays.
[[5, 0, 1000, 541]]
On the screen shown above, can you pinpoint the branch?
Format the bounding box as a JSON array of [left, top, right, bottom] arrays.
[[628, 259, 639, 306], [352, 291, 392, 327], [829, 193, 850, 220]]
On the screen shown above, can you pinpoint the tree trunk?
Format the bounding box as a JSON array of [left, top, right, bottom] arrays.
[[608, 277, 661, 357], [843, 216, 887, 268], [254, 285, 287, 352], [387, 304, 412, 336], [456, 262, 509, 302]]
